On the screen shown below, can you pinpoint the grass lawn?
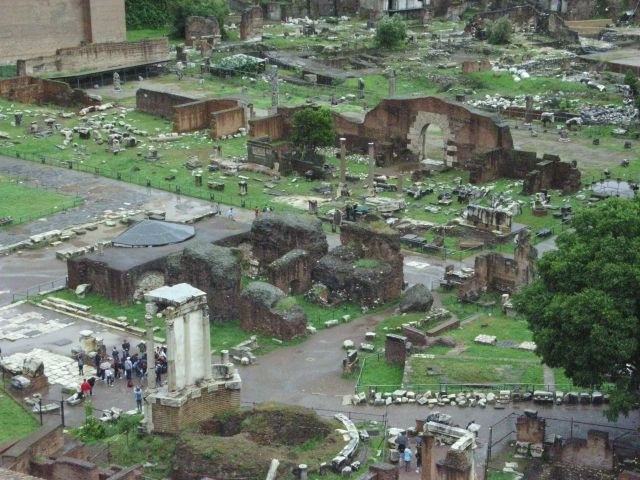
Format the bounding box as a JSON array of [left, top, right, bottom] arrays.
[[408, 356, 543, 387], [42, 289, 374, 355], [352, 354, 404, 391], [0, 381, 39, 444], [126, 28, 171, 42], [0, 176, 81, 226]]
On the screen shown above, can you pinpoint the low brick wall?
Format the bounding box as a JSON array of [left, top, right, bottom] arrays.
[[18, 38, 170, 75], [0, 424, 64, 473], [150, 387, 240, 434], [136, 88, 196, 120], [173, 98, 239, 133], [0, 77, 96, 107], [425, 318, 460, 337]]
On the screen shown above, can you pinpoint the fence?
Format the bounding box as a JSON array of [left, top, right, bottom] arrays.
[[10, 277, 67, 303], [0, 149, 292, 213], [484, 412, 640, 477]]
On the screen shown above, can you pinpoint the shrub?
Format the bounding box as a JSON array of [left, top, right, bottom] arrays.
[[125, 0, 171, 29], [487, 17, 512, 45], [375, 15, 407, 48], [291, 107, 335, 153]]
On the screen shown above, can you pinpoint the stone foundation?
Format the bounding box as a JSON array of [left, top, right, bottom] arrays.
[[266, 249, 312, 294], [0, 77, 97, 108]]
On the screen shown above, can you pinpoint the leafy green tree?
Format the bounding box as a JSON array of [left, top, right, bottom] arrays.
[[375, 15, 407, 49], [624, 69, 638, 96], [513, 197, 640, 419], [125, 0, 171, 29], [291, 107, 335, 155], [170, 0, 230, 39], [487, 16, 512, 45]]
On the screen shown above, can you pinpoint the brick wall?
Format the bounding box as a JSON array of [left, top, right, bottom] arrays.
[[0, 77, 96, 108], [211, 106, 246, 138], [136, 89, 196, 120], [516, 415, 546, 444], [50, 456, 100, 480], [0, 0, 125, 66], [173, 98, 239, 133], [249, 114, 286, 140], [0, 424, 64, 474], [20, 38, 169, 75], [385, 334, 407, 365], [151, 387, 240, 434]]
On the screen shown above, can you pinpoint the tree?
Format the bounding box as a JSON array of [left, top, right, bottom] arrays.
[[513, 197, 640, 419], [624, 69, 639, 96], [375, 15, 407, 49], [170, 0, 230, 39], [487, 16, 512, 45], [290, 107, 335, 155]]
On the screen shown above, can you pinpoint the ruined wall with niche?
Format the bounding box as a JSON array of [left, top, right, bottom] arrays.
[[18, 38, 170, 76], [266, 249, 313, 294], [185, 16, 221, 46], [0, 77, 97, 108], [0, 0, 126, 66]]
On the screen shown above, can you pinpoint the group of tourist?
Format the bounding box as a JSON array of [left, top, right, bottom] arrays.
[[395, 432, 423, 473], [74, 340, 169, 413]]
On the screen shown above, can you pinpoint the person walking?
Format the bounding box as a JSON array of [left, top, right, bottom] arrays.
[[403, 447, 413, 472], [415, 445, 422, 474], [122, 339, 130, 359], [105, 367, 114, 387], [87, 376, 96, 396], [155, 363, 162, 385], [94, 352, 101, 377], [77, 354, 84, 375], [112, 347, 119, 365], [396, 432, 408, 453], [226, 207, 235, 220], [134, 385, 143, 413], [124, 357, 133, 384]]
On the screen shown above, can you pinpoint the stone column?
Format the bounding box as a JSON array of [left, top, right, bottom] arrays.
[[368, 142, 376, 195], [270, 65, 279, 115], [388, 70, 396, 97], [248, 103, 255, 120], [299, 464, 308, 480], [339, 137, 347, 184], [396, 174, 404, 197], [166, 316, 177, 392], [422, 435, 434, 480], [145, 309, 156, 390], [221, 349, 230, 364], [202, 305, 212, 380]]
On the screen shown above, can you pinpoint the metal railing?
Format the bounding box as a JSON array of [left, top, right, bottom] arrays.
[[11, 277, 67, 303]]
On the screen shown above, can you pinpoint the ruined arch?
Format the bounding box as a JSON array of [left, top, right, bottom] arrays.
[[406, 111, 453, 163]]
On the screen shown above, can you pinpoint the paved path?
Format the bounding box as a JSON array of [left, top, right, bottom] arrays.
[[543, 365, 555, 391]]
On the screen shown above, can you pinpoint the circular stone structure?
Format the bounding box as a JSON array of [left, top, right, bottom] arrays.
[[590, 180, 637, 199], [112, 219, 195, 247]]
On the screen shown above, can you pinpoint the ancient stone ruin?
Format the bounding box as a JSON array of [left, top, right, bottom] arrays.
[[469, 149, 582, 195], [143, 284, 241, 434], [312, 221, 404, 307], [250, 212, 328, 268], [239, 6, 263, 41], [459, 229, 537, 301], [239, 281, 307, 340]]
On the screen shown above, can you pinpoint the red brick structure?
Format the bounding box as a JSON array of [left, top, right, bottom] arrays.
[[251, 213, 328, 268], [0, 77, 97, 108], [462, 59, 491, 73], [239, 282, 308, 340], [185, 16, 221, 46], [240, 6, 263, 40], [135, 89, 246, 139], [459, 229, 536, 301], [0, 0, 126, 66], [249, 97, 513, 166], [469, 149, 581, 194], [360, 463, 399, 480], [385, 334, 408, 364], [266, 249, 313, 294]]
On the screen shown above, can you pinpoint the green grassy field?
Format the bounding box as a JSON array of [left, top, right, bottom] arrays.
[[0, 381, 39, 444], [0, 176, 81, 226]]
